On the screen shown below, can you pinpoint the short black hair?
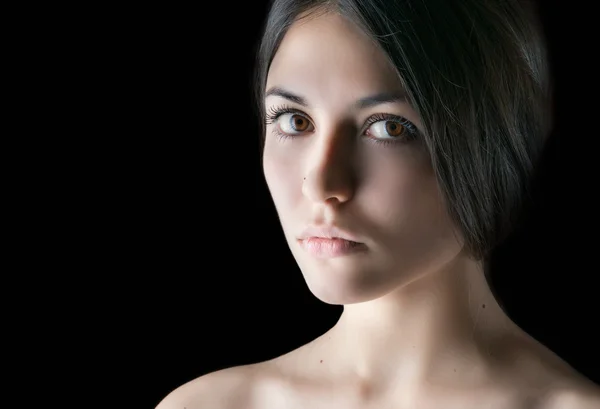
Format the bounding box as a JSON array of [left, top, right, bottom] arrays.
[[253, 0, 552, 262]]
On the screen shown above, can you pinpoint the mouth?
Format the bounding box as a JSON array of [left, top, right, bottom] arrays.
[[298, 237, 367, 259]]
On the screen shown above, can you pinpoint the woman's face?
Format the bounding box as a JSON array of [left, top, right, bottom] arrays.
[[263, 12, 464, 305]]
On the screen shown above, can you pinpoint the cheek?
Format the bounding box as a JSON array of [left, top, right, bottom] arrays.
[[361, 151, 434, 220], [375, 163, 459, 250], [361, 157, 461, 269], [262, 144, 302, 213]]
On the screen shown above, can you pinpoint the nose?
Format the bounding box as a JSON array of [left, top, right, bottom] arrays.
[[302, 128, 356, 205]]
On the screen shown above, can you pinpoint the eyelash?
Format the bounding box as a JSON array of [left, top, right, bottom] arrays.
[[264, 104, 420, 146]]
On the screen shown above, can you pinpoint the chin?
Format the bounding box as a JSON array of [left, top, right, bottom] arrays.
[[298, 260, 403, 305], [306, 279, 396, 305]]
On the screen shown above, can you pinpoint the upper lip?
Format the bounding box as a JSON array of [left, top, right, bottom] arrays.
[[298, 225, 362, 243]]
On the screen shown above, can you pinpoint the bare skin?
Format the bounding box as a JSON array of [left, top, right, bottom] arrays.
[[156, 10, 600, 409], [156, 334, 600, 409]]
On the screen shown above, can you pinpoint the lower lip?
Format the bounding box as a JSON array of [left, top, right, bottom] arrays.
[[298, 238, 367, 259]]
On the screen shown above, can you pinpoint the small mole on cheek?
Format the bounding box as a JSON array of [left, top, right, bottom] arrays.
[[320, 360, 323, 363], [482, 304, 486, 309]]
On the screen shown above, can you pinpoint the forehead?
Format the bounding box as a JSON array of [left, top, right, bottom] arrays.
[[266, 12, 403, 106]]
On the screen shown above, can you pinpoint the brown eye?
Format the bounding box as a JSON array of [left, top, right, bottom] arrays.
[[385, 121, 404, 137], [279, 113, 312, 134], [367, 119, 410, 141], [290, 115, 310, 131]]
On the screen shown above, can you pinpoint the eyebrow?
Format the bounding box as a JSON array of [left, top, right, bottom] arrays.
[[265, 86, 408, 109]]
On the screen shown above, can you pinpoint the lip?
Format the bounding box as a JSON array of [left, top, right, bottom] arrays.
[[299, 237, 367, 258], [297, 225, 367, 259], [298, 225, 363, 242]]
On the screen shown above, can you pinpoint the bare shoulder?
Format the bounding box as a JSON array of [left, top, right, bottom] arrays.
[[154, 365, 262, 409], [502, 332, 600, 409], [540, 375, 600, 409]]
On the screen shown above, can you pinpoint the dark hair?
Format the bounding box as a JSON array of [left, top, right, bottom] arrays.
[[253, 0, 552, 262]]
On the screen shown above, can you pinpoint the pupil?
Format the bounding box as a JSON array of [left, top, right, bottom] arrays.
[[387, 122, 402, 135], [293, 116, 304, 129]]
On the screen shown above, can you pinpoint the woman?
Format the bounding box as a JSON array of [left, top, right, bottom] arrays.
[[157, 0, 600, 407]]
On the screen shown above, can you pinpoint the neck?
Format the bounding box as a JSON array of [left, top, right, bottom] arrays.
[[322, 255, 521, 390]]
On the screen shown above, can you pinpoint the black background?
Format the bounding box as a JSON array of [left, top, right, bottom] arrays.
[[90, 1, 599, 407]]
